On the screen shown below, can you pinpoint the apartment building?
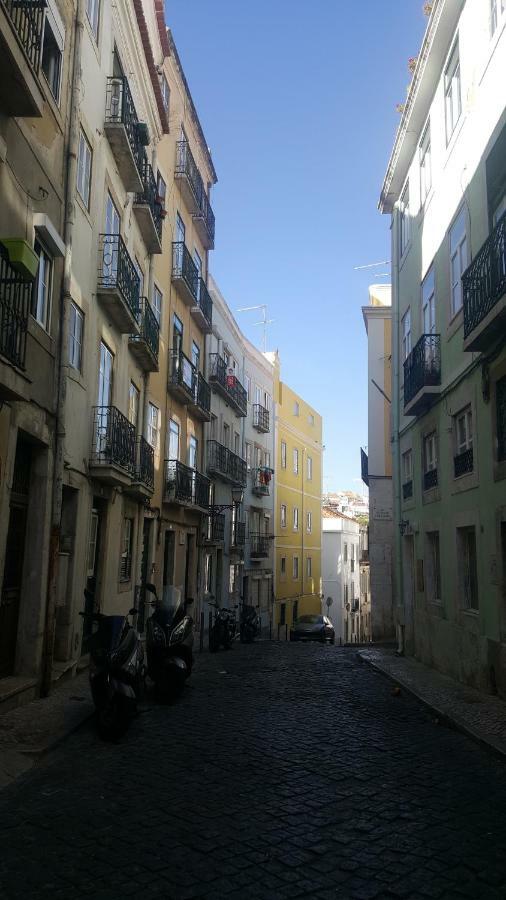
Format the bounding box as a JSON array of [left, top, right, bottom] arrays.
[[0, 0, 74, 701], [203, 279, 274, 630], [267, 353, 323, 629], [361, 284, 394, 640], [380, 0, 506, 691], [322, 509, 363, 643]]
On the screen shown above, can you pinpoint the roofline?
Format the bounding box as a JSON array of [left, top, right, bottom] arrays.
[[154, 0, 170, 57], [362, 303, 392, 332], [133, 0, 169, 133]]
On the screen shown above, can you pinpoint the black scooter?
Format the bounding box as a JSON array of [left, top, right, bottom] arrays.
[[209, 602, 237, 651], [144, 583, 194, 700], [81, 591, 144, 740], [240, 604, 260, 643]]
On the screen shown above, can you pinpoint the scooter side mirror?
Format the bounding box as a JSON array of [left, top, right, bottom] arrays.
[[145, 583, 157, 595], [129, 608, 138, 616]]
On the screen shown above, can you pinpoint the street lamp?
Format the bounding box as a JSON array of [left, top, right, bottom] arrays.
[[209, 485, 244, 514]]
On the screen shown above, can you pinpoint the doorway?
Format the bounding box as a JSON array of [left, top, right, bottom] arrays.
[[138, 518, 152, 633], [0, 439, 31, 677]]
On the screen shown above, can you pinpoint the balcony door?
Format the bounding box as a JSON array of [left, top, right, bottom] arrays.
[[97, 342, 113, 453], [193, 249, 202, 301], [168, 418, 180, 462], [422, 267, 437, 374], [104, 193, 120, 282]]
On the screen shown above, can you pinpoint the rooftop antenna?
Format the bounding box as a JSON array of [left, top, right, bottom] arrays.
[[353, 260, 391, 280], [236, 304, 275, 352]]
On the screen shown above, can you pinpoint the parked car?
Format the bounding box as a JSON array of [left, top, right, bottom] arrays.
[[290, 614, 335, 644]]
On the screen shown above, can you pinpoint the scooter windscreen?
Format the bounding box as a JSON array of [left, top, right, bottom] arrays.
[[88, 615, 126, 659], [155, 585, 184, 627]]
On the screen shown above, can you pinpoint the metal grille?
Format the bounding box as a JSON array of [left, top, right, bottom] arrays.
[[0, 245, 30, 369], [164, 459, 209, 508], [253, 404, 270, 432], [463, 211, 506, 339], [206, 440, 247, 486], [402, 480, 413, 500], [208, 353, 247, 416], [169, 349, 195, 399], [231, 521, 245, 547], [136, 156, 163, 239], [194, 190, 215, 246], [424, 468, 438, 491], [250, 533, 270, 557], [175, 139, 203, 207], [454, 447, 473, 478], [403, 334, 441, 407], [105, 76, 143, 173], [195, 372, 211, 415], [3, 0, 46, 72], [196, 278, 213, 328], [172, 241, 198, 301], [205, 513, 225, 542], [90, 406, 136, 474], [132, 298, 159, 363], [194, 470, 211, 510], [137, 436, 154, 490], [98, 234, 140, 319], [497, 376, 506, 462]]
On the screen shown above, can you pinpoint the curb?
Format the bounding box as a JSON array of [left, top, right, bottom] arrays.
[[356, 650, 506, 762]]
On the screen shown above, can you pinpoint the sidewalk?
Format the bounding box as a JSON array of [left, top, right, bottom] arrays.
[[0, 670, 93, 790], [358, 647, 506, 758]]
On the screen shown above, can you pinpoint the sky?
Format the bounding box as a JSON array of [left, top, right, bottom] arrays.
[[165, 1, 427, 493]]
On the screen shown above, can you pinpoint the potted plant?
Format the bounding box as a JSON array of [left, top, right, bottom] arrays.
[[0, 238, 39, 280]]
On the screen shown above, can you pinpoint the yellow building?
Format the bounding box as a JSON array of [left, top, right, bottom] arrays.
[[266, 354, 323, 628]]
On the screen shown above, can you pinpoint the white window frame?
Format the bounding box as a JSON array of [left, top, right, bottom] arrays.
[[68, 301, 83, 371], [293, 507, 299, 530], [455, 406, 473, 455], [32, 240, 53, 331], [419, 122, 432, 204], [281, 440, 287, 468], [86, 0, 100, 39], [77, 128, 92, 209], [424, 432, 437, 473], [399, 182, 411, 256], [307, 455, 313, 481], [245, 374, 251, 402], [422, 266, 436, 334], [147, 403, 159, 452], [402, 308, 412, 360], [307, 510, 312, 533], [293, 401, 300, 416], [41, 0, 64, 104], [152, 285, 162, 325], [449, 207, 468, 317], [293, 556, 299, 579], [444, 40, 462, 144], [280, 504, 287, 528], [293, 448, 299, 475], [402, 449, 413, 483]]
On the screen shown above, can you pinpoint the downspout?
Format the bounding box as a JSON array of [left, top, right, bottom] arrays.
[[41, 0, 85, 696], [391, 208, 404, 655]]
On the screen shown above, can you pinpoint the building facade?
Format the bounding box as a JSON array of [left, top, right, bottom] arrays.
[[380, 0, 506, 691], [322, 509, 364, 643], [361, 283, 394, 641]]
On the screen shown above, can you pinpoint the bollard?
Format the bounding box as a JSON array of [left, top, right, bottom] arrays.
[[208, 611, 212, 650], [199, 611, 204, 652]]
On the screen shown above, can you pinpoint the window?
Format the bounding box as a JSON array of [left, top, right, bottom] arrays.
[[245, 442, 252, 470], [419, 123, 432, 203], [306, 557, 312, 578], [120, 518, 133, 581], [351, 544, 355, 573], [344, 584, 348, 606], [307, 511, 312, 533], [134, 258, 144, 299], [234, 432, 240, 455], [293, 556, 299, 579], [254, 385, 262, 405], [32, 241, 52, 330], [445, 40, 462, 143], [344, 543, 348, 563], [400, 182, 411, 256], [280, 603, 286, 626], [455, 407, 473, 455], [172, 313, 183, 353], [160, 73, 170, 112], [497, 376, 506, 462], [204, 554, 213, 594], [449, 208, 468, 316], [175, 212, 185, 244], [191, 340, 200, 371], [293, 448, 299, 474], [292, 600, 298, 623], [153, 285, 162, 325], [293, 507, 299, 530], [402, 309, 412, 360], [424, 432, 437, 472], [188, 435, 198, 469], [77, 129, 92, 208], [402, 449, 413, 483], [490, 0, 505, 35], [264, 390, 271, 411], [293, 401, 299, 416], [281, 440, 287, 468], [86, 0, 99, 39], [147, 403, 159, 452], [422, 266, 436, 334], [308, 414, 315, 426], [68, 302, 83, 371], [280, 504, 287, 528], [245, 374, 251, 402], [255, 445, 262, 468], [265, 450, 271, 468], [41, 9, 63, 102], [156, 172, 166, 207], [307, 456, 313, 481], [223, 422, 230, 448], [168, 419, 179, 460], [457, 526, 479, 610], [425, 532, 441, 603], [281, 556, 286, 575], [128, 382, 139, 428]]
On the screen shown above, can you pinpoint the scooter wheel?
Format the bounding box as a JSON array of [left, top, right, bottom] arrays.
[[97, 696, 131, 741]]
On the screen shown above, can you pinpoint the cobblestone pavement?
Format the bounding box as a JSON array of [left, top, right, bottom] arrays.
[[2, 644, 506, 900]]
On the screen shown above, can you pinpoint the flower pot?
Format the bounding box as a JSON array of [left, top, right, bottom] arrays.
[[0, 238, 39, 281]]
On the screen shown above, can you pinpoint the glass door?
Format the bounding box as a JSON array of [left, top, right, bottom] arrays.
[[103, 193, 120, 283], [97, 342, 113, 453]]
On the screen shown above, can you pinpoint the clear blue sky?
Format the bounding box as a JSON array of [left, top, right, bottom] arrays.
[[165, 1, 426, 493]]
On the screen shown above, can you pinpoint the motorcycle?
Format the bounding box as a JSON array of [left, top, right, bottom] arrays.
[[80, 591, 144, 740], [209, 602, 237, 652], [240, 604, 260, 643], [144, 583, 194, 701]]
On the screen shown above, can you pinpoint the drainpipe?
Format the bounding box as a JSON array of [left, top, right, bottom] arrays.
[[41, 0, 85, 696], [391, 208, 405, 655]]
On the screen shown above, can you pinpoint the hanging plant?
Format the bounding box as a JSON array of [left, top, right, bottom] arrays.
[[408, 57, 418, 74]]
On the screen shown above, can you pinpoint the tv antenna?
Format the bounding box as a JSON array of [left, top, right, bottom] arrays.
[[353, 259, 391, 280], [236, 304, 275, 352]]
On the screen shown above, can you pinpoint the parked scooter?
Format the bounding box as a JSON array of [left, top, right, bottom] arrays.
[[80, 590, 144, 740], [209, 602, 237, 651], [144, 583, 194, 700], [240, 604, 260, 644]]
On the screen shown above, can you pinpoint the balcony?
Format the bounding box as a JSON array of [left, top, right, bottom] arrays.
[[194, 190, 215, 250], [208, 354, 247, 417], [97, 234, 140, 333], [0, 0, 46, 116], [188, 371, 211, 422], [230, 521, 245, 551], [191, 278, 213, 333], [133, 156, 163, 254], [402, 480, 413, 500], [249, 533, 271, 559], [463, 211, 506, 352], [253, 404, 269, 433], [424, 468, 438, 491], [171, 241, 198, 307], [175, 140, 203, 215], [207, 440, 247, 486], [0, 243, 30, 399], [129, 298, 159, 372], [89, 406, 136, 486], [104, 77, 144, 192], [128, 437, 154, 498], [252, 467, 272, 497], [164, 460, 210, 512], [168, 349, 195, 404], [454, 447, 473, 478], [403, 334, 441, 417], [203, 513, 225, 544]]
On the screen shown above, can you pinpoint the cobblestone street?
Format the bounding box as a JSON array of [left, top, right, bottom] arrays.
[[2, 643, 506, 899]]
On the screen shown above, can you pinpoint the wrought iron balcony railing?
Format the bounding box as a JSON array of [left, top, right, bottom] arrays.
[[454, 448, 473, 478], [403, 334, 441, 408], [253, 404, 270, 433], [249, 533, 271, 558], [463, 211, 506, 344], [194, 190, 215, 248], [194, 371, 211, 416], [90, 406, 136, 475], [136, 156, 163, 240], [168, 349, 195, 401], [193, 278, 213, 331], [252, 467, 271, 496], [207, 440, 247, 486], [208, 354, 247, 417], [194, 470, 211, 510], [172, 242, 198, 303], [424, 468, 438, 491], [231, 521, 245, 548], [130, 297, 159, 367], [0, 243, 30, 369], [402, 480, 413, 500], [137, 436, 154, 490], [175, 139, 203, 208], [97, 233, 140, 320], [164, 459, 210, 509], [4, 0, 46, 72], [205, 513, 225, 543], [105, 76, 143, 172]]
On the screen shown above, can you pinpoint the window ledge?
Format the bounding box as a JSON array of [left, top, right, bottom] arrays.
[[28, 316, 55, 355]]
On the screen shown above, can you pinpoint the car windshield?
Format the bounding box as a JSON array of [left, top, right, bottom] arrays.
[[297, 615, 323, 624]]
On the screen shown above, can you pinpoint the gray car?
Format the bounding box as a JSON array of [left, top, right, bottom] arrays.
[[290, 614, 335, 644]]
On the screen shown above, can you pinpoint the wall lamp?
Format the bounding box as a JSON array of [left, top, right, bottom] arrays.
[[209, 485, 244, 514]]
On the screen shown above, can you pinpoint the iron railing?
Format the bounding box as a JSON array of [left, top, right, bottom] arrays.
[[194, 470, 211, 510], [454, 447, 473, 478], [98, 234, 140, 319], [497, 376, 506, 462], [231, 521, 246, 548], [463, 211, 506, 339], [403, 334, 441, 407], [175, 139, 203, 207], [205, 513, 225, 542], [249, 533, 270, 557], [136, 156, 163, 239], [196, 278, 213, 328], [164, 459, 210, 509], [253, 467, 271, 495], [402, 480, 413, 500], [0, 244, 30, 369], [208, 353, 247, 416], [3, 0, 46, 72], [424, 468, 438, 491], [172, 241, 198, 301], [253, 404, 270, 432], [194, 371, 211, 416], [137, 436, 154, 490], [196, 190, 215, 246], [105, 76, 143, 173], [207, 440, 247, 486], [169, 349, 195, 399], [91, 406, 136, 475], [131, 297, 159, 363]]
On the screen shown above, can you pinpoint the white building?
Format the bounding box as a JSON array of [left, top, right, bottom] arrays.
[[322, 509, 361, 643]]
